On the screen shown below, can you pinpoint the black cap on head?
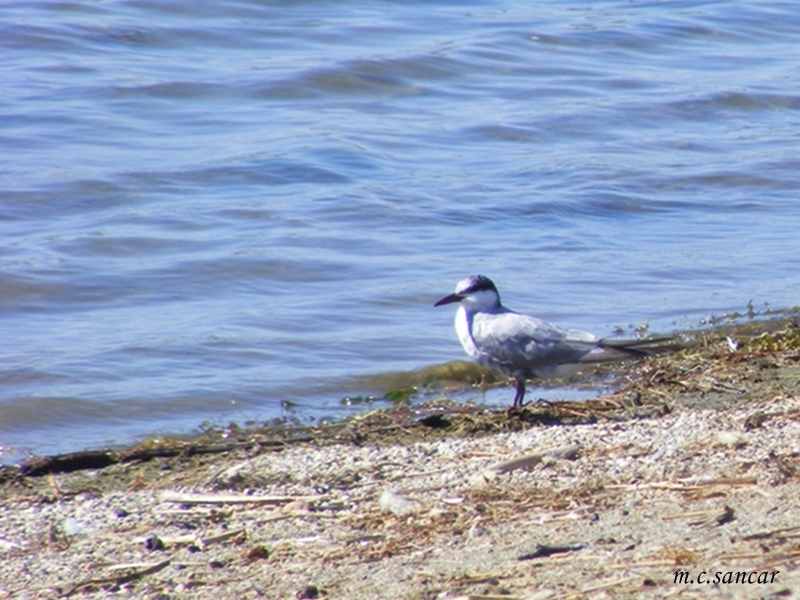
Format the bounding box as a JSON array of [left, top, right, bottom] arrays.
[[457, 274, 497, 295]]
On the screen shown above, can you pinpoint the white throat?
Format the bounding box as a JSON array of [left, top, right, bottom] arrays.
[[454, 305, 481, 360]]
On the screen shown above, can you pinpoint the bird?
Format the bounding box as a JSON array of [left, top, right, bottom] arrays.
[[433, 274, 672, 408]]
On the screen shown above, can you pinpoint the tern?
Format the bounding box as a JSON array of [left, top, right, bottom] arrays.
[[434, 274, 671, 408]]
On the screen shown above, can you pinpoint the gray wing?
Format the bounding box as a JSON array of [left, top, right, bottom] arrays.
[[470, 311, 601, 377]]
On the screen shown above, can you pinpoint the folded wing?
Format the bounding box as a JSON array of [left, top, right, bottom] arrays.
[[470, 311, 601, 377], [470, 311, 675, 378]]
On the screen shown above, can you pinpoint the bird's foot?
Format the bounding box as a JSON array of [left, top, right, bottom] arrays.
[[506, 398, 532, 415], [507, 396, 552, 417]]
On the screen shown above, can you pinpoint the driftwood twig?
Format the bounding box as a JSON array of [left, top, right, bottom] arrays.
[[483, 444, 581, 481], [159, 491, 326, 505], [62, 559, 171, 596]]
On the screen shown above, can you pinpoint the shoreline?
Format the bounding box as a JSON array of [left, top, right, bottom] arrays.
[[3, 308, 796, 472], [2, 318, 800, 598]]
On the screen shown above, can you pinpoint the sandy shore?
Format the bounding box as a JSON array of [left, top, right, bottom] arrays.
[[2, 319, 800, 599]]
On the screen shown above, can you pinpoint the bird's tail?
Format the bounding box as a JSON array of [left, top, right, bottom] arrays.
[[597, 334, 681, 359]]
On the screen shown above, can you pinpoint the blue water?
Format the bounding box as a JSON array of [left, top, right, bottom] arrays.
[[3, 0, 800, 460]]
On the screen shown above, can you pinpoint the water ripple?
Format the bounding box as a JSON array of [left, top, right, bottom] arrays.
[[3, 0, 800, 459]]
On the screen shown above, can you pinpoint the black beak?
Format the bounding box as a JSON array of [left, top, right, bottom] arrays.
[[433, 293, 462, 307]]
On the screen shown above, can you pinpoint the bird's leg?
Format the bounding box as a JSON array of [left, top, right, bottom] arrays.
[[513, 379, 526, 408]]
